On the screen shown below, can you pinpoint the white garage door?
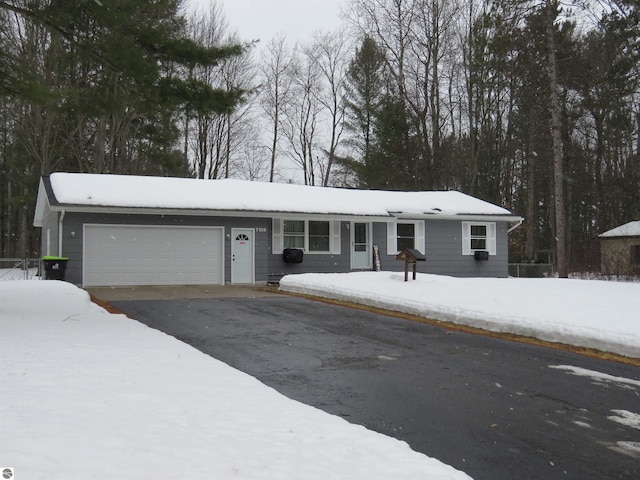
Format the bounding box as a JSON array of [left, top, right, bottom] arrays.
[[83, 225, 224, 287]]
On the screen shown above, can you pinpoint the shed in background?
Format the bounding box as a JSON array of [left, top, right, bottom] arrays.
[[599, 221, 640, 275]]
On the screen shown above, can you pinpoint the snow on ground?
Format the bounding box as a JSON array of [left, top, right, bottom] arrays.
[[549, 365, 640, 387], [3, 273, 639, 478], [279, 271, 640, 359], [0, 280, 471, 480], [0, 267, 38, 281]]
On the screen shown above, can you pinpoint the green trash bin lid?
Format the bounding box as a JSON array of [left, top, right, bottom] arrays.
[[42, 256, 69, 261]]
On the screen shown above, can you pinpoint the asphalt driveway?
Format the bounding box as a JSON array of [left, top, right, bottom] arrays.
[[112, 293, 640, 480]]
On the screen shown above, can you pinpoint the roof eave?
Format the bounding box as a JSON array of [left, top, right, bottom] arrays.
[[599, 234, 640, 239], [42, 203, 395, 222], [391, 212, 523, 222], [33, 177, 52, 227], [42, 203, 523, 224]]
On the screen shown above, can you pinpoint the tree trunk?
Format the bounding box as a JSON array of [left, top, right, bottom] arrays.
[[430, 0, 441, 190], [546, 0, 567, 277], [224, 113, 231, 178], [270, 104, 278, 182]]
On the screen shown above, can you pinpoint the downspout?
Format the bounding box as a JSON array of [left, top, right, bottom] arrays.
[[508, 217, 524, 233], [58, 210, 65, 257]]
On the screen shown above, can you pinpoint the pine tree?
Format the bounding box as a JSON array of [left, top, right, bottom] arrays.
[[0, 0, 245, 175], [341, 35, 387, 187], [368, 93, 419, 190], [0, 0, 246, 256]]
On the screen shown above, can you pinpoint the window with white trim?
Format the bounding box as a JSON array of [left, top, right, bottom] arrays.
[[273, 219, 341, 254], [462, 222, 496, 255], [308, 221, 330, 251], [283, 220, 305, 249], [386, 220, 425, 255], [470, 224, 487, 250]]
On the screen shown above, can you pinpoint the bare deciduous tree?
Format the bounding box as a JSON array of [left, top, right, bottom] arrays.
[[259, 34, 295, 182], [308, 29, 351, 186], [282, 47, 322, 185], [345, 0, 465, 189], [187, 3, 258, 179]]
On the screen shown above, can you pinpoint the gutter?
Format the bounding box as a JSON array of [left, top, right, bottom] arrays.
[[58, 210, 65, 257], [46, 203, 524, 224], [44, 204, 395, 223], [392, 212, 524, 223], [508, 217, 524, 233]]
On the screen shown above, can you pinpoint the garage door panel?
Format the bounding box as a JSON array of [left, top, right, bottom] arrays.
[[83, 225, 224, 287]]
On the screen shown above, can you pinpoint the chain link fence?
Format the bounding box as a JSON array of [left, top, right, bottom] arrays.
[[0, 258, 41, 281], [508, 263, 555, 278]]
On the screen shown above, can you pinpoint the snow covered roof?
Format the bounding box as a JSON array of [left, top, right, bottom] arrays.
[[37, 172, 517, 221], [599, 221, 640, 238]]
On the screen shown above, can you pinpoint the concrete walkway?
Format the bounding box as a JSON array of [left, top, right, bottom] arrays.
[[85, 284, 283, 301]]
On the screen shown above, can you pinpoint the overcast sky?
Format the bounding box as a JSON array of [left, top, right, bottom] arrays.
[[185, 0, 348, 183], [189, 0, 345, 46]]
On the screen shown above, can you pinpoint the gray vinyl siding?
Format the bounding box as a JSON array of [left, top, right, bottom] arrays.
[[61, 212, 270, 285], [39, 209, 60, 257], [268, 219, 509, 280], [373, 219, 509, 278], [267, 221, 352, 282], [57, 213, 510, 285]]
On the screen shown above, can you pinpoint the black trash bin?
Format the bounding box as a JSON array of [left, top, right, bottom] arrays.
[[42, 256, 69, 280]]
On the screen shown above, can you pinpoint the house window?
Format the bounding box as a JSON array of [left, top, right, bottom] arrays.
[[462, 222, 496, 255], [309, 221, 330, 252], [386, 220, 425, 255], [283, 220, 305, 249], [397, 223, 415, 251], [274, 219, 341, 254], [470, 224, 487, 250]]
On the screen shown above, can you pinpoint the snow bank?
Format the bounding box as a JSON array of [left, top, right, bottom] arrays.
[[279, 272, 640, 359], [0, 281, 471, 480]]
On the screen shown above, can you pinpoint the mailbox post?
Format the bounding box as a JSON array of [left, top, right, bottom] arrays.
[[395, 248, 426, 281]]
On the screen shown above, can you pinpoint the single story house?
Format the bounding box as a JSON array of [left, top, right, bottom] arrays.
[[599, 221, 640, 275], [34, 173, 523, 287]]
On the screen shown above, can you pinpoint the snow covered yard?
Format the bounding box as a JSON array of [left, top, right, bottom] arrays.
[[0, 280, 471, 480], [0, 267, 38, 281], [2, 273, 639, 479], [279, 272, 640, 360]]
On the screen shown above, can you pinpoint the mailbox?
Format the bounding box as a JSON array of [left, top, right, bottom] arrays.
[[396, 248, 425, 281]]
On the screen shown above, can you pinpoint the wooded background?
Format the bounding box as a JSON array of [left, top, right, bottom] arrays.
[[1, 0, 638, 276]]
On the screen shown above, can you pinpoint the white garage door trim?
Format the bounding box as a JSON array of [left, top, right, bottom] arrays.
[[83, 224, 224, 287]]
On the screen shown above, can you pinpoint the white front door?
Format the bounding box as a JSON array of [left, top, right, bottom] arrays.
[[351, 222, 372, 269], [231, 228, 255, 284]]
